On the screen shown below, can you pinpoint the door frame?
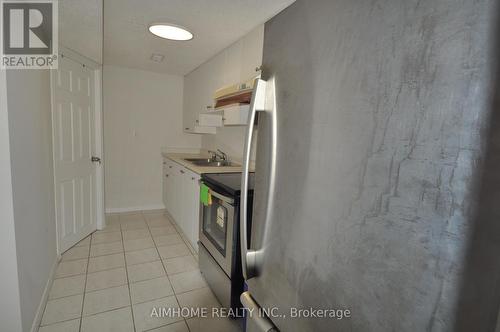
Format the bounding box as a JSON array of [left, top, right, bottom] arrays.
[[50, 46, 105, 255]]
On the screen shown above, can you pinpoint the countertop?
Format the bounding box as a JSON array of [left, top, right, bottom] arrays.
[[162, 152, 247, 175]]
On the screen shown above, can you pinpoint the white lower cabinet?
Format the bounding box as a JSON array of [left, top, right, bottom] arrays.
[[162, 160, 168, 208], [171, 163, 184, 226], [181, 169, 201, 250], [162, 158, 201, 251], [163, 159, 173, 212]]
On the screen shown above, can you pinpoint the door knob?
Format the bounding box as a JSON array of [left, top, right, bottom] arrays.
[[91, 156, 101, 164]]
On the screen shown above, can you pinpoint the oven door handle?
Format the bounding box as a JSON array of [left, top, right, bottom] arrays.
[[202, 181, 235, 205], [240, 78, 268, 280], [209, 189, 234, 205]]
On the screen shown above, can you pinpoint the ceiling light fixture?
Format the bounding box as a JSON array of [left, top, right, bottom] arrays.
[[148, 23, 193, 41]]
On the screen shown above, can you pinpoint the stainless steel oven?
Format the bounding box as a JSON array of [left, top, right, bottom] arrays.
[[198, 173, 254, 310], [199, 189, 235, 276]]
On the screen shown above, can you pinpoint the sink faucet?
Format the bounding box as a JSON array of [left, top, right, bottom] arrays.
[[216, 149, 228, 161], [208, 150, 217, 161]]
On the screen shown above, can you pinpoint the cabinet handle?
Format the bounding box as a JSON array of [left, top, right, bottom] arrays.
[[166, 174, 169, 177], [169, 166, 172, 169], [180, 170, 185, 174], [196, 120, 199, 123], [191, 177, 195, 180], [185, 127, 190, 130], [163, 162, 166, 165]]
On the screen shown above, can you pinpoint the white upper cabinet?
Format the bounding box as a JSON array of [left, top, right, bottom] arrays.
[[222, 104, 251, 126], [183, 25, 264, 132]]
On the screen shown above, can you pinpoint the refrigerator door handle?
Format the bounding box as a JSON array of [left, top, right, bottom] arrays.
[[241, 292, 278, 332], [241, 78, 267, 280]]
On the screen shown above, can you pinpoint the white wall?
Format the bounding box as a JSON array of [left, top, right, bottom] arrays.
[[104, 65, 200, 211], [0, 70, 23, 332], [185, 25, 264, 160], [6, 69, 57, 331]]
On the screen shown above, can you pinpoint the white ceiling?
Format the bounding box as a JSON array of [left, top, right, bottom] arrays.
[[60, 0, 103, 64], [103, 0, 295, 75]]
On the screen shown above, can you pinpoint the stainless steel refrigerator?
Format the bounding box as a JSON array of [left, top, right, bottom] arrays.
[[239, 0, 500, 331]]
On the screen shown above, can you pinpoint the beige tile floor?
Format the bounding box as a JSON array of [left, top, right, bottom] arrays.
[[39, 211, 242, 332]]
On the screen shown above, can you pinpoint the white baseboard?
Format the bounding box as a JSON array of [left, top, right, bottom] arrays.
[[30, 255, 60, 332], [105, 204, 166, 214]]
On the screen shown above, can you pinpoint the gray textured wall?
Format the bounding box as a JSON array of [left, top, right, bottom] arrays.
[[253, 0, 500, 331], [7, 70, 57, 332]]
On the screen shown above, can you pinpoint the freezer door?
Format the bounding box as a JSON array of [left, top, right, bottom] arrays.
[[243, 0, 499, 331]]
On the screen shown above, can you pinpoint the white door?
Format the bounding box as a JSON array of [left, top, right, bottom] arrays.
[[52, 55, 99, 253]]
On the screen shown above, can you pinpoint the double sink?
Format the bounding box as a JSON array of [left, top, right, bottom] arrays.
[[184, 158, 239, 167]]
